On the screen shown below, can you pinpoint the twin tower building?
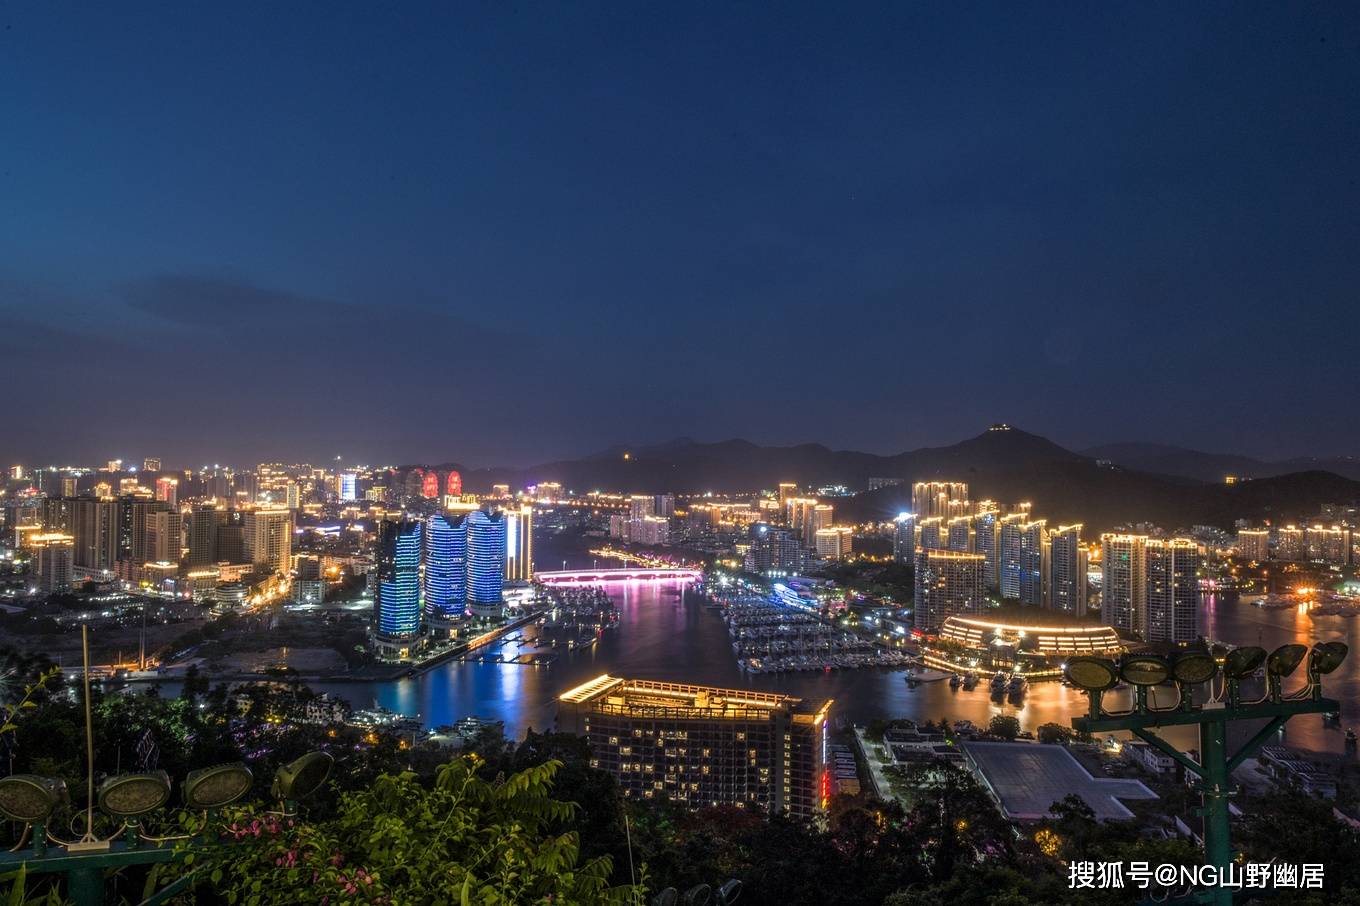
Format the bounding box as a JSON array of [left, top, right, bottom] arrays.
[[373, 506, 527, 659]]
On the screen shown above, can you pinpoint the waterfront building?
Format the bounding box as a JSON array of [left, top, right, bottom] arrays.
[[504, 504, 534, 582], [913, 549, 985, 632], [814, 526, 853, 560], [466, 508, 507, 618], [999, 515, 1025, 600], [1044, 525, 1087, 617], [891, 513, 916, 563], [424, 512, 468, 626], [1236, 528, 1269, 561], [557, 674, 831, 821], [1144, 538, 1203, 643], [375, 519, 423, 657], [746, 523, 805, 576], [1101, 534, 1147, 638], [912, 481, 970, 520], [1275, 526, 1305, 561], [1305, 524, 1351, 565], [244, 508, 292, 573], [973, 511, 1000, 591], [1018, 520, 1047, 606]]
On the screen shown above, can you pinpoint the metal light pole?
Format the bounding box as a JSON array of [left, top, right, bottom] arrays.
[[1067, 642, 1347, 906]]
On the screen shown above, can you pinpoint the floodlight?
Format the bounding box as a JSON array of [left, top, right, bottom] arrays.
[[271, 751, 333, 801], [717, 879, 742, 905], [1266, 644, 1307, 678], [183, 762, 254, 810], [1119, 655, 1171, 687], [0, 775, 67, 823], [651, 889, 679, 906], [1222, 646, 1266, 679], [1170, 651, 1218, 685], [97, 771, 172, 818], [1307, 641, 1348, 676], [681, 885, 711, 906], [1064, 657, 1119, 691]]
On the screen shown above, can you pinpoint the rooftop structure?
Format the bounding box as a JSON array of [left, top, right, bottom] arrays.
[[962, 741, 1157, 822]]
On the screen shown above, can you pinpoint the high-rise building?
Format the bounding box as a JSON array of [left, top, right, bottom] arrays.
[[466, 508, 507, 618], [1236, 528, 1269, 561], [293, 556, 325, 605], [892, 513, 916, 563], [973, 511, 1001, 591], [777, 483, 798, 516], [424, 512, 467, 626], [142, 458, 161, 473], [70, 498, 118, 572], [155, 477, 178, 507], [144, 509, 182, 563], [188, 504, 226, 567], [244, 508, 292, 573], [1101, 534, 1147, 638], [504, 504, 534, 582], [31, 533, 74, 592], [375, 520, 423, 657], [61, 477, 78, 497], [1275, 526, 1305, 561], [445, 471, 462, 498], [653, 494, 676, 518], [629, 495, 655, 520], [998, 515, 1025, 600], [745, 524, 805, 576], [1044, 525, 1087, 617], [912, 482, 969, 520], [558, 675, 831, 820], [1144, 539, 1202, 643], [491, 484, 511, 499], [284, 481, 301, 511], [1305, 525, 1351, 564], [338, 473, 358, 502], [1018, 520, 1047, 606], [216, 522, 246, 564], [917, 516, 945, 552], [946, 516, 974, 552], [913, 549, 985, 632], [814, 527, 853, 560]]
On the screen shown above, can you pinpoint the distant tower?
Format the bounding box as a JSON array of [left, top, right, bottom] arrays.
[[1101, 534, 1147, 638], [421, 471, 441, 498], [505, 504, 534, 582], [423, 512, 467, 627], [1145, 539, 1202, 643], [446, 470, 462, 498], [1044, 525, 1087, 616]]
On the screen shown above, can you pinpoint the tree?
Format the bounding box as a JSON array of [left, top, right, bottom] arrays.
[[181, 664, 211, 700], [1036, 723, 1071, 745], [987, 715, 1020, 741], [206, 757, 642, 905]]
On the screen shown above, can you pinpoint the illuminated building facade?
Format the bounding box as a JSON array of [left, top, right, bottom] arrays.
[[911, 481, 970, 520], [1018, 520, 1047, 606], [445, 470, 462, 498], [916, 516, 945, 552], [973, 511, 1000, 591], [244, 508, 292, 573], [558, 675, 831, 821], [31, 533, 74, 592], [155, 477, 178, 507], [999, 516, 1024, 600], [505, 504, 534, 582], [466, 508, 506, 617], [913, 549, 985, 632], [1101, 534, 1146, 638], [891, 513, 915, 563], [1144, 538, 1203, 643], [423, 512, 467, 624], [421, 471, 440, 499], [1044, 525, 1087, 617], [375, 519, 423, 655], [1275, 526, 1305, 561], [1236, 528, 1269, 561], [1305, 525, 1351, 565], [814, 526, 853, 560], [745, 523, 805, 576], [338, 472, 357, 502], [946, 515, 974, 552]]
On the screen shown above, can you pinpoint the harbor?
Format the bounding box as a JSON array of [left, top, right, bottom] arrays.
[[713, 589, 915, 673]]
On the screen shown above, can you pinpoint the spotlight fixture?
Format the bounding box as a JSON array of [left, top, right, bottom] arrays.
[[97, 771, 172, 818], [716, 879, 742, 905], [1119, 654, 1171, 687], [1307, 641, 1348, 677], [0, 775, 67, 823], [183, 762, 254, 810], [651, 889, 679, 906], [680, 885, 711, 906], [1064, 657, 1119, 691], [1266, 644, 1307, 677], [271, 751, 333, 802], [1170, 651, 1218, 686], [1222, 646, 1266, 679]]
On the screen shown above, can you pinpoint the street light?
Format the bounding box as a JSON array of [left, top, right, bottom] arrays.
[[271, 751, 334, 810]]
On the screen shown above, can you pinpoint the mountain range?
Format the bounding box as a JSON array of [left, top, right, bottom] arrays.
[[444, 427, 1359, 535]]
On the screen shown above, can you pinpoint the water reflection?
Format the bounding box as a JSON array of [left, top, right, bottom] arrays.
[[304, 587, 1358, 755]]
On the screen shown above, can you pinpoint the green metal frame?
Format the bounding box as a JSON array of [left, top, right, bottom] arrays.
[[1073, 696, 1339, 906]]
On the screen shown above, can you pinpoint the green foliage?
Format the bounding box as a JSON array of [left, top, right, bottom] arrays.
[[987, 715, 1020, 740], [1036, 722, 1072, 745], [205, 756, 643, 905]]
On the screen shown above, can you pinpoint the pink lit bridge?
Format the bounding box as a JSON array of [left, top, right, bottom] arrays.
[[536, 567, 703, 585]]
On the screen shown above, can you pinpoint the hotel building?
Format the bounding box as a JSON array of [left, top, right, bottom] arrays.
[[558, 675, 831, 821], [913, 548, 985, 632]]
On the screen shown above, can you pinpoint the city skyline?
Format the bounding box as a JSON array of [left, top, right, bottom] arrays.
[[4, 3, 1359, 467]]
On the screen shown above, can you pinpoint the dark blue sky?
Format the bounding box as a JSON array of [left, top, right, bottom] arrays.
[[3, 3, 1357, 468]]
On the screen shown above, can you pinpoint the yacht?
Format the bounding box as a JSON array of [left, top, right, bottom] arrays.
[[948, 674, 961, 689], [962, 673, 979, 690]]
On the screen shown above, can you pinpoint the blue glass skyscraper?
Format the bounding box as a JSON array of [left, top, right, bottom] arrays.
[[376, 519, 423, 649], [423, 512, 467, 623], [466, 508, 506, 617]]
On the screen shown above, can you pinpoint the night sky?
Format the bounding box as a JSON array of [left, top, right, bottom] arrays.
[[3, 3, 1357, 468]]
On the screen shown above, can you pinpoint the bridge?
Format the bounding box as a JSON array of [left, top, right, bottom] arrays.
[[537, 567, 703, 585]]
